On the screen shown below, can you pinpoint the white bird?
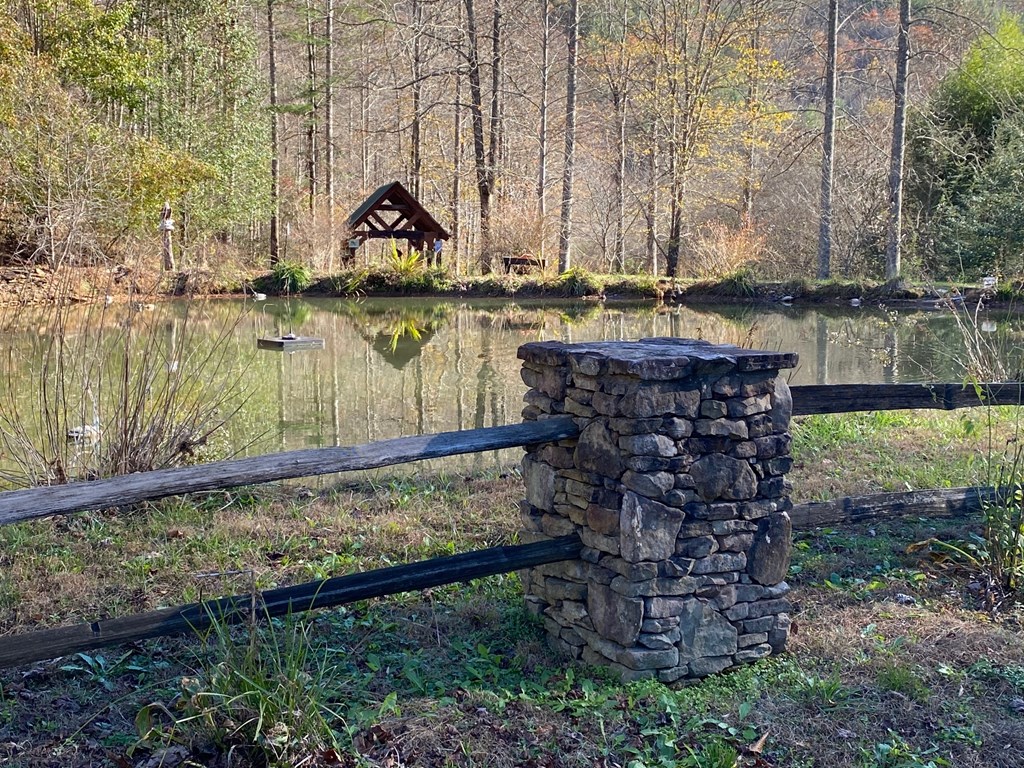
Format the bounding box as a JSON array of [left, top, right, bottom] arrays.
[[67, 418, 101, 443], [779, 295, 794, 305], [849, 297, 862, 307]]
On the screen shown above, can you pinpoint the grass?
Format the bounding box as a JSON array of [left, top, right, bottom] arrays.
[[2, 410, 1024, 765]]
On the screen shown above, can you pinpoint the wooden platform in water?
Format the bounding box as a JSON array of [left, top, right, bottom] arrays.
[[257, 336, 325, 351]]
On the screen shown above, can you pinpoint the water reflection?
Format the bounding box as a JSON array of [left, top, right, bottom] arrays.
[[2, 298, 1021, 464]]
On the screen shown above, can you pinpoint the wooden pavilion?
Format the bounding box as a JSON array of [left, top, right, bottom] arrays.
[[346, 181, 450, 266]]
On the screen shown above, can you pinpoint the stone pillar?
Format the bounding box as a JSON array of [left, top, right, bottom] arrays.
[[518, 338, 797, 683]]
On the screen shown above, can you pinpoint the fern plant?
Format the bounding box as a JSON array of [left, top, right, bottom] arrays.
[[271, 260, 313, 293]]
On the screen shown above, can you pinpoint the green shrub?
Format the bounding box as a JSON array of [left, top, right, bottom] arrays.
[[559, 267, 603, 297], [270, 260, 313, 293]]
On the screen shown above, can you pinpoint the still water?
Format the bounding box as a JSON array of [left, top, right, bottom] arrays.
[[0, 297, 1017, 473]]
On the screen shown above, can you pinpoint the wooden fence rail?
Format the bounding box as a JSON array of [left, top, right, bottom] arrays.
[[789, 381, 1024, 416], [0, 417, 579, 527], [1, 382, 1019, 528], [0, 483, 1006, 668], [0, 535, 583, 669]]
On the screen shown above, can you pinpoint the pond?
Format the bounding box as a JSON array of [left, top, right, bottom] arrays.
[[0, 296, 1018, 485]]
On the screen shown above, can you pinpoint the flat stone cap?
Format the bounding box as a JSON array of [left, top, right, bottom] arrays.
[[518, 338, 797, 380]]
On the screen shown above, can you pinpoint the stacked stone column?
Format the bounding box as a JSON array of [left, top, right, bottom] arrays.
[[518, 338, 797, 683]]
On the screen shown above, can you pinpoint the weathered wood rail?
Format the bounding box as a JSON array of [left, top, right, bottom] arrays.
[[0, 484, 1003, 668], [0, 379, 1020, 669], [0, 535, 583, 669], [0, 382, 1018, 528], [790, 381, 1024, 416], [0, 417, 579, 527]]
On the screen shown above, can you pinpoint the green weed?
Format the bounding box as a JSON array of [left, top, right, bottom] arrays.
[[269, 259, 313, 293], [155, 613, 347, 766]]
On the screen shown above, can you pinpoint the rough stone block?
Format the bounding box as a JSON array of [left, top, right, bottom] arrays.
[[586, 504, 620, 535], [730, 441, 757, 459], [663, 418, 694, 439], [575, 420, 625, 478], [677, 599, 738, 660], [690, 454, 758, 502], [638, 632, 680, 650], [695, 419, 749, 439], [659, 558, 696, 577], [768, 613, 791, 653], [745, 597, 792, 619], [674, 473, 697, 489], [524, 389, 556, 413], [688, 656, 734, 677], [645, 596, 688, 618], [620, 491, 683, 563], [727, 394, 771, 418], [758, 476, 787, 498], [587, 582, 644, 646], [538, 445, 576, 469], [592, 391, 623, 416], [599, 556, 659, 582], [541, 514, 577, 538], [579, 527, 620, 556], [677, 521, 713, 537], [733, 644, 772, 663], [719, 533, 754, 552], [753, 434, 791, 459], [609, 417, 663, 435], [546, 578, 588, 601], [619, 433, 677, 457], [770, 377, 793, 433], [676, 536, 718, 559], [738, 632, 769, 648], [626, 456, 674, 473], [741, 616, 775, 633], [564, 398, 597, 418], [706, 503, 739, 521], [700, 399, 729, 419], [620, 385, 700, 419], [610, 576, 699, 598], [622, 470, 675, 499], [581, 647, 657, 682], [523, 456, 556, 511], [747, 512, 792, 586], [642, 616, 680, 633], [735, 584, 767, 603], [692, 552, 746, 574]]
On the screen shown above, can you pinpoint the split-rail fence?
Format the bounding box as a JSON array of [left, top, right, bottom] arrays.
[[0, 381, 1019, 668]]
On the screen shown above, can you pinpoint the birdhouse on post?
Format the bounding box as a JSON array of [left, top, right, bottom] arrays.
[[160, 201, 176, 272]]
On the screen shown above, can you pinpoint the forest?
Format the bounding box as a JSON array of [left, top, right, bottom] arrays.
[[3, 0, 1024, 283]]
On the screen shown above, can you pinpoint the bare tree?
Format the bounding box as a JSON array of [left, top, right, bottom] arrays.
[[267, 0, 280, 265], [886, 0, 911, 281], [557, 0, 580, 273], [817, 0, 838, 279]]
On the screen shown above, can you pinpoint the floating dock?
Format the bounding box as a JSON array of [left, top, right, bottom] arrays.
[[257, 335, 325, 351]]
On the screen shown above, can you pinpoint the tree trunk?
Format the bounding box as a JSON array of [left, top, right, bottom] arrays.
[[612, 0, 628, 273], [463, 0, 493, 273], [267, 0, 280, 265], [305, 1, 318, 224], [410, 0, 423, 199], [324, 0, 335, 269], [537, 0, 551, 263], [557, 0, 579, 273], [817, 0, 838, 280], [886, 0, 911, 281], [452, 72, 463, 273]]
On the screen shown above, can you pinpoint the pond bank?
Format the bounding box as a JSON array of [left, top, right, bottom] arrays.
[[0, 263, 1008, 310]]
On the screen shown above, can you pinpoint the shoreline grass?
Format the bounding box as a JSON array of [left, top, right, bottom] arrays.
[[2, 408, 1024, 766]]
